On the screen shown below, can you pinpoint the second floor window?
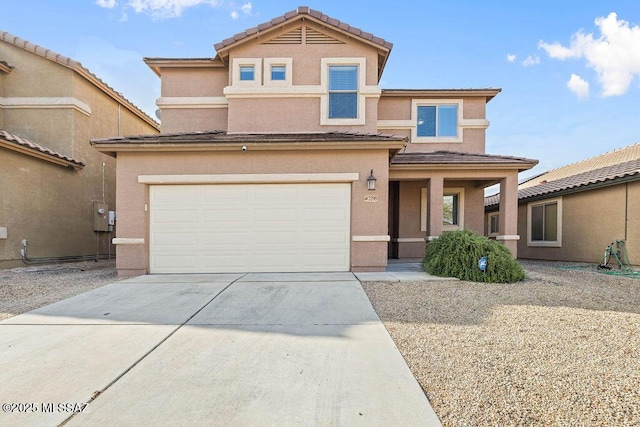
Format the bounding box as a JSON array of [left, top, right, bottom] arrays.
[[240, 65, 255, 81], [328, 65, 358, 119], [271, 65, 286, 81], [417, 105, 458, 137]]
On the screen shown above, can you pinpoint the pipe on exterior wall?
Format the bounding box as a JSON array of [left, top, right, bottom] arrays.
[[625, 183, 629, 241], [20, 239, 113, 265]]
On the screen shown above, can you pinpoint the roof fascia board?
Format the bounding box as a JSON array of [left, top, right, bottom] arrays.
[[0, 140, 84, 169]]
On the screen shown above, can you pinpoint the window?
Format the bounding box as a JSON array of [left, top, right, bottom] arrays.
[[328, 65, 358, 119], [239, 65, 255, 81], [420, 187, 465, 232], [271, 65, 286, 81], [527, 198, 562, 247], [417, 105, 458, 137], [488, 213, 499, 236]]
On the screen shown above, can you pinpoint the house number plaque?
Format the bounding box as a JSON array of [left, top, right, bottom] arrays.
[[364, 195, 378, 203]]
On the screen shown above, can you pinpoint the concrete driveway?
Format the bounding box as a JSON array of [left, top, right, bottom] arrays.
[[0, 272, 441, 426]]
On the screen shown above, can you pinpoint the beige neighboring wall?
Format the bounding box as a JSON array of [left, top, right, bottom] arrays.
[[517, 182, 640, 265], [114, 148, 390, 276], [0, 33, 158, 268]]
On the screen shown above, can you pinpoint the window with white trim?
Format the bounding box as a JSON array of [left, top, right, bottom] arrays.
[[240, 65, 255, 81], [411, 99, 463, 143], [328, 65, 358, 119], [271, 65, 286, 81], [420, 187, 465, 232], [527, 198, 562, 247]]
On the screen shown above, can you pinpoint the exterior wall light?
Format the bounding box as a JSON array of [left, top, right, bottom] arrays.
[[367, 169, 377, 191]]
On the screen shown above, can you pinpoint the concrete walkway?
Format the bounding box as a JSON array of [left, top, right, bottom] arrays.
[[355, 259, 459, 282], [0, 272, 441, 426]]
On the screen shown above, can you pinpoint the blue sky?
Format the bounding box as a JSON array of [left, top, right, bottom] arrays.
[[2, 1, 640, 180]]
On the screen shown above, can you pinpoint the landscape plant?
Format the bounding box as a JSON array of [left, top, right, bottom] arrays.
[[423, 229, 525, 283]]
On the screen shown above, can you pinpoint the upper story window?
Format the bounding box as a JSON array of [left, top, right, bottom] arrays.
[[328, 65, 358, 119], [239, 65, 255, 81], [417, 105, 458, 137], [411, 99, 463, 143], [271, 65, 286, 81]]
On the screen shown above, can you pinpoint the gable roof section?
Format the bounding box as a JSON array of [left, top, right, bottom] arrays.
[[391, 151, 538, 171], [486, 144, 640, 208], [91, 131, 407, 156], [0, 30, 159, 130], [213, 6, 393, 78], [0, 129, 84, 169]]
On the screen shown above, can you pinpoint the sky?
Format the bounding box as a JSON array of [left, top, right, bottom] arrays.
[[2, 0, 640, 181]]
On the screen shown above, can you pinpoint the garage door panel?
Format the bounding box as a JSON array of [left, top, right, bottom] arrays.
[[150, 183, 350, 273]]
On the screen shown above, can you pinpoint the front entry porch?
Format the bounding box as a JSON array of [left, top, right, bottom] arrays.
[[387, 151, 538, 259]]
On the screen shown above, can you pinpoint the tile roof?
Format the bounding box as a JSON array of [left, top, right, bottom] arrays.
[[519, 143, 640, 189], [213, 6, 393, 52], [0, 30, 158, 129], [391, 151, 538, 167], [485, 145, 640, 208], [0, 129, 85, 168], [91, 131, 408, 145]]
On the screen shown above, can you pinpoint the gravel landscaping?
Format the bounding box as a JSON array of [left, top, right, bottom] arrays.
[[2, 259, 639, 425], [0, 260, 122, 321], [362, 260, 640, 427]]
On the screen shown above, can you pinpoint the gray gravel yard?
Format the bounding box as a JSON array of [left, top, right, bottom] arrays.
[[2, 260, 639, 425], [0, 260, 123, 321], [362, 260, 640, 427]]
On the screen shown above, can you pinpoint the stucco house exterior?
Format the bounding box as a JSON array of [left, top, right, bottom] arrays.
[[0, 31, 159, 268], [486, 143, 640, 265], [92, 7, 537, 276]]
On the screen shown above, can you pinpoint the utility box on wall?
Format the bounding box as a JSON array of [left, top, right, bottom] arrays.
[[93, 201, 109, 232]]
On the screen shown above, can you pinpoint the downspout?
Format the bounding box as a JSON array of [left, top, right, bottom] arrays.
[[625, 183, 628, 241]]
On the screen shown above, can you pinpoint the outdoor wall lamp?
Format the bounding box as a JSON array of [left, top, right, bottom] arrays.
[[367, 169, 377, 191]]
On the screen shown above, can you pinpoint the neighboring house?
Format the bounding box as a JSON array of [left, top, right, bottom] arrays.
[[92, 7, 537, 276], [0, 31, 159, 269], [486, 143, 640, 265]]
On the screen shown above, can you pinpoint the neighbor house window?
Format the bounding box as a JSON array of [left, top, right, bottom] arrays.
[[328, 65, 358, 119], [239, 65, 255, 81], [527, 198, 562, 247], [417, 105, 458, 137], [271, 65, 286, 81], [420, 187, 465, 232]]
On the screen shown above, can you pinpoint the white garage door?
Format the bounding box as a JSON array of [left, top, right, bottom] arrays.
[[149, 183, 351, 273]]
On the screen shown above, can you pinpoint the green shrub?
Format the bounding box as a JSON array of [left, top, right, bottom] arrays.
[[423, 230, 525, 283]]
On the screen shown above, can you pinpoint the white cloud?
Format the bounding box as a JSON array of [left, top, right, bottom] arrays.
[[96, 0, 117, 8], [240, 2, 252, 15], [567, 73, 590, 99], [521, 55, 540, 67], [539, 12, 640, 96], [126, 0, 223, 19], [230, 10, 238, 19], [506, 54, 516, 63]]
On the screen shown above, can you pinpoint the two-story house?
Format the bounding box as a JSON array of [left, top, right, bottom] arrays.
[[0, 31, 159, 269], [92, 7, 537, 276]]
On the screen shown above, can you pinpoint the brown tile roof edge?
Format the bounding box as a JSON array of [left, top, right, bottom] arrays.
[[0, 129, 85, 168], [485, 158, 640, 207], [382, 88, 502, 101], [213, 6, 393, 52], [391, 151, 538, 165], [91, 131, 408, 144], [0, 30, 159, 130]]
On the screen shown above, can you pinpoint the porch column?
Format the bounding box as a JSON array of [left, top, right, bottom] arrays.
[[428, 176, 444, 241], [497, 172, 520, 257]]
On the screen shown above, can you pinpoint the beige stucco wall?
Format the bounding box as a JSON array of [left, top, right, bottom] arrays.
[[516, 182, 639, 265], [0, 40, 158, 268], [114, 148, 390, 275], [161, 68, 227, 97], [378, 95, 487, 154]]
